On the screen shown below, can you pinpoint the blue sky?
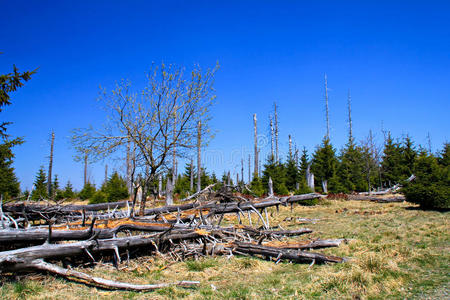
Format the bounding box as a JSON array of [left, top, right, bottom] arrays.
[[1, 1, 449, 190]]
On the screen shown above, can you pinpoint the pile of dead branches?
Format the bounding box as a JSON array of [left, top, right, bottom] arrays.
[[0, 192, 348, 291]]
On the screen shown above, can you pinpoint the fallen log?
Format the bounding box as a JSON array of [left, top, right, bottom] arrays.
[[348, 195, 405, 203], [229, 241, 345, 264], [16, 259, 199, 291]]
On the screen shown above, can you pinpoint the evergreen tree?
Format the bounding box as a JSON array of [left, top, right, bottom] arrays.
[[381, 133, 403, 186], [52, 174, 64, 200], [402, 148, 449, 209], [63, 181, 75, 199], [298, 148, 309, 187], [249, 176, 265, 197], [78, 182, 96, 200], [338, 141, 366, 192], [0, 141, 20, 198], [438, 142, 450, 167], [0, 60, 36, 198], [284, 157, 299, 192], [311, 137, 339, 193], [262, 155, 288, 195], [400, 135, 417, 177], [31, 166, 48, 200], [102, 171, 129, 202]]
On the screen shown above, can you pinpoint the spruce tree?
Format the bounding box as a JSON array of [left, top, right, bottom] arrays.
[[284, 157, 299, 192], [262, 155, 288, 195], [338, 141, 366, 192], [102, 171, 128, 202], [31, 166, 48, 200], [381, 133, 403, 186], [402, 147, 449, 209], [0, 61, 36, 198], [63, 181, 75, 199], [438, 142, 450, 167], [311, 137, 340, 193], [0, 142, 20, 198], [400, 135, 417, 177], [78, 182, 96, 200]]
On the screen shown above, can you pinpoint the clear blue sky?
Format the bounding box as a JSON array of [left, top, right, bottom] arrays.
[[1, 1, 449, 191]]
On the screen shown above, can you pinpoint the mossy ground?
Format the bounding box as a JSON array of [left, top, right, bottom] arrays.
[[1, 200, 448, 299]]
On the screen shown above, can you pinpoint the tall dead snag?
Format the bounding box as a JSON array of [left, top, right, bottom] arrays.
[[241, 159, 244, 185], [197, 120, 202, 193], [190, 158, 194, 191], [274, 102, 279, 163], [47, 131, 55, 198], [253, 113, 258, 177], [172, 105, 178, 184], [347, 89, 353, 143], [288, 134, 292, 160], [248, 154, 251, 182], [104, 164, 108, 183], [84, 150, 88, 186], [166, 177, 173, 205], [270, 116, 274, 158], [324, 73, 330, 139]]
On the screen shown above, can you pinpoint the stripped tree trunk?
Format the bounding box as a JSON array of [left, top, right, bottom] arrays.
[[253, 114, 258, 177], [197, 121, 201, 193], [47, 131, 55, 198]]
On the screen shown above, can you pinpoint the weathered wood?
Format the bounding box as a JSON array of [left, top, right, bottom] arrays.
[[230, 241, 345, 264]]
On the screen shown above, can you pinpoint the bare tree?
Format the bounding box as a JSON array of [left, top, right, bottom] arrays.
[[274, 103, 279, 162], [197, 120, 202, 193], [253, 114, 258, 177], [324, 74, 330, 139], [47, 131, 55, 198], [72, 63, 218, 209], [347, 89, 353, 143]]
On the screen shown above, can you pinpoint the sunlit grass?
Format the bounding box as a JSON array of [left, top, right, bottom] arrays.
[[0, 200, 448, 299]]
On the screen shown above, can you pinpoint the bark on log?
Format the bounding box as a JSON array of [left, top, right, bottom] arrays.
[[230, 241, 345, 263], [8, 259, 199, 290]]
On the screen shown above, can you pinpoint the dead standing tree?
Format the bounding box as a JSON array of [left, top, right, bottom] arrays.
[[47, 131, 55, 198], [72, 63, 218, 209]]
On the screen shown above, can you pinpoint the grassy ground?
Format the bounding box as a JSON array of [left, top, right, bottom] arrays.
[[0, 200, 448, 299]]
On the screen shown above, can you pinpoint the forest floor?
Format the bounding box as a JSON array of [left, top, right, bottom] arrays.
[[0, 199, 448, 299]]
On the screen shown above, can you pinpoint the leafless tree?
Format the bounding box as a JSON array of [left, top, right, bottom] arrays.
[[72, 62, 218, 208]]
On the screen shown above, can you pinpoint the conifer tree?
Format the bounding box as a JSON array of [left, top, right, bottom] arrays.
[[78, 182, 96, 200], [63, 181, 75, 199], [311, 137, 339, 193], [402, 147, 449, 209], [262, 155, 288, 195], [400, 135, 417, 177], [338, 142, 366, 192], [381, 133, 403, 186], [0, 142, 20, 198], [0, 60, 36, 198], [438, 142, 450, 167], [102, 171, 128, 202], [31, 166, 48, 200], [284, 156, 299, 192]]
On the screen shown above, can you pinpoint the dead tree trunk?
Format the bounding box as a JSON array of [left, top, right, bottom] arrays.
[[197, 121, 202, 193], [324, 73, 330, 139], [253, 114, 258, 177], [47, 131, 55, 198], [268, 177, 274, 197], [84, 151, 88, 186], [274, 102, 279, 163], [166, 177, 173, 206], [190, 159, 194, 191]]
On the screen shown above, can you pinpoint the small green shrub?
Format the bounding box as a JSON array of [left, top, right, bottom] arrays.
[[78, 182, 96, 200], [89, 191, 108, 204], [402, 150, 449, 209]]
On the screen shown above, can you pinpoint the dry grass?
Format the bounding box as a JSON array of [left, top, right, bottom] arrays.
[[1, 200, 448, 299]]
